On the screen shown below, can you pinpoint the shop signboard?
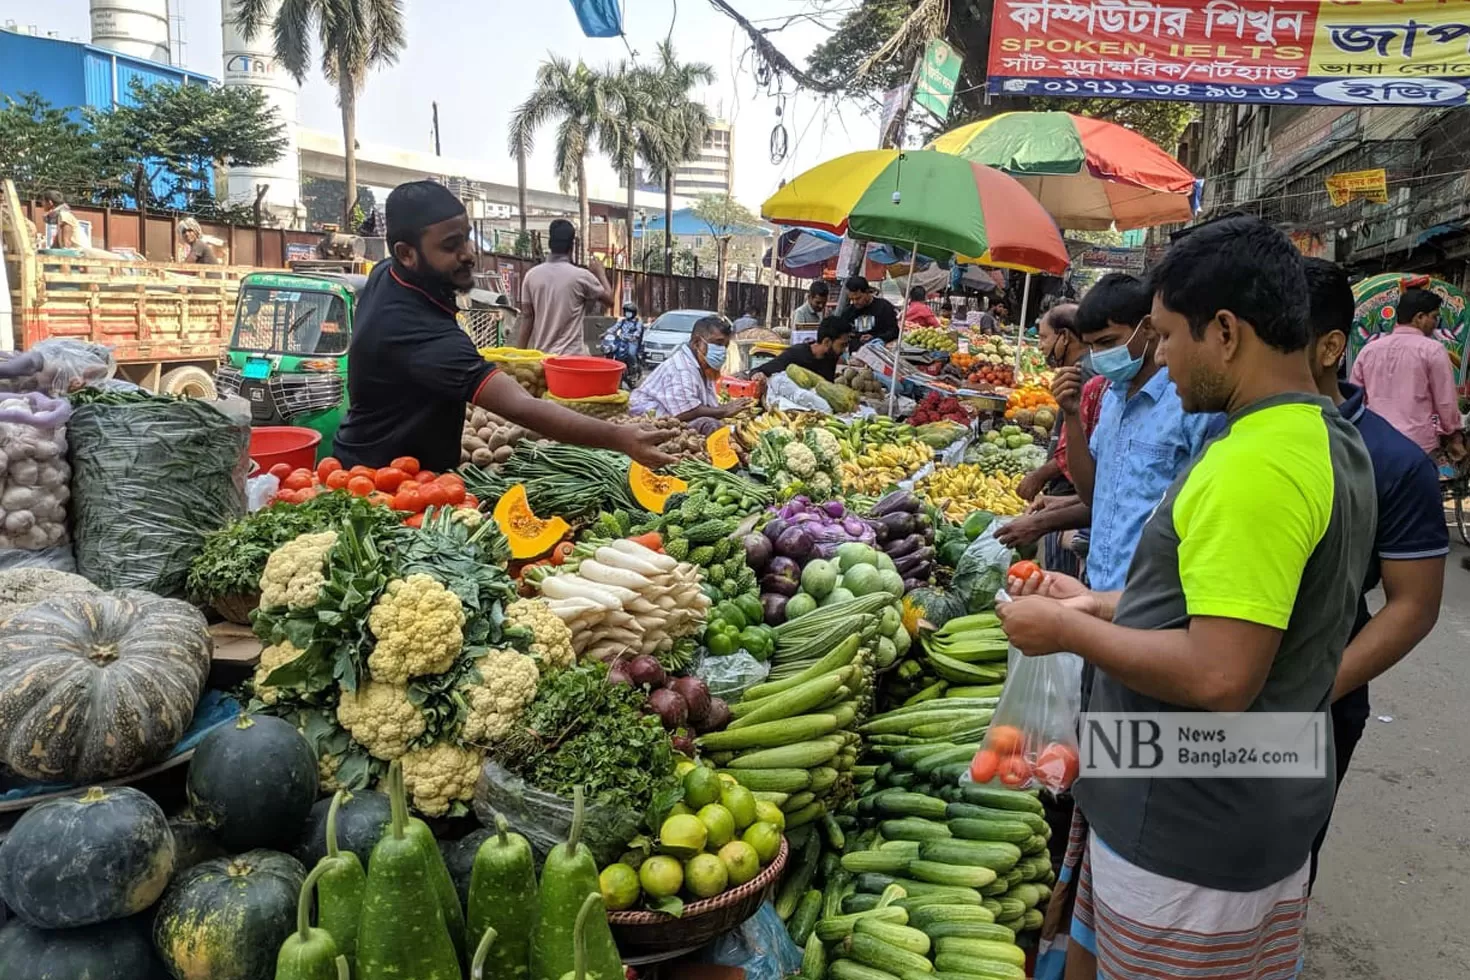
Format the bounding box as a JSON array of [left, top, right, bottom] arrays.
[[1325, 168, 1388, 206], [988, 0, 1470, 107], [914, 40, 962, 119], [1078, 245, 1146, 273]]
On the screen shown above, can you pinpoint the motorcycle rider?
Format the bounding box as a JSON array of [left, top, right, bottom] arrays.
[[601, 303, 646, 386]]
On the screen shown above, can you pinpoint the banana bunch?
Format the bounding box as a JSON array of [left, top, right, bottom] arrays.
[[839, 441, 935, 495], [737, 410, 799, 448], [916, 464, 1028, 520], [831, 415, 918, 460]]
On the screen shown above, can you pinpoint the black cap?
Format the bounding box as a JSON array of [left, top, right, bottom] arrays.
[[845, 275, 874, 294], [385, 180, 466, 246]]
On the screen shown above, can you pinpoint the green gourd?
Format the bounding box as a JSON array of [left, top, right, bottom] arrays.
[[473, 927, 499, 980], [336, 956, 349, 980], [404, 802, 467, 964], [531, 788, 623, 980], [356, 761, 459, 980], [557, 895, 603, 980], [275, 862, 339, 980], [468, 814, 538, 980], [316, 790, 367, 971]]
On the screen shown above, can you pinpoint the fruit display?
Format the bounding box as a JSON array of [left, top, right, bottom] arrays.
[[914, 465, 1028, 520], [749, 426, 846, 501], [904, 328, 958, 353], [461, 405, 538, 467], [266, 455, 483, 523], [839, 442, 933, 496], [966, 361, 1016, 389], [1016, 346, 1049, 379], [835, 364, 885, 399], [967, 440, 1049, 479], [908, 392, 969, 427], [1006, 384, 1058, 417]]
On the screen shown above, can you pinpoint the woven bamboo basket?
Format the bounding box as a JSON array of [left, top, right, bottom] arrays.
[[212, 592, 259, 626]]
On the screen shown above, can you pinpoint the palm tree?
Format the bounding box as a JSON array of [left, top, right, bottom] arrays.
[[509, 57, 612, 262], [640, 43, 713, 274], [600, 63, 659, 267], [232, 0, 405, 228]]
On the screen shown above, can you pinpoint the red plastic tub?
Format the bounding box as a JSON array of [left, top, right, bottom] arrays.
[[542, 355, 626, 398], [249, 426, 323, 472]]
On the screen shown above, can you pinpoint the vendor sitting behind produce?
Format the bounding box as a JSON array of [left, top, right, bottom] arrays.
[[905, 286, 940, 328], [839, 275, 900, 344], [333, 180, 673, 473], [628, 316, 751, 435], [749, 316, 852, 383]]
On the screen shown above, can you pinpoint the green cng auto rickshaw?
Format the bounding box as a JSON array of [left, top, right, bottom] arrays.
[[216, 271, 363, 456]]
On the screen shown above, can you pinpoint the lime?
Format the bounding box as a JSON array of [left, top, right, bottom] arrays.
[[743, 821, 782, 864], [599, 863, 641, 911], [754, 801, 786, 830], [659, 813, 708, 857], [720, 784, 758, 830], [717, 772, 739, 787], [684, 853, 730, 899], [697, 803, 736, 849], [684, 766, 722, 810], [667, 801, 694, 818], [718, 840, 761, 886], [639, 855, 684, 898], [675, 759, 698, 777]]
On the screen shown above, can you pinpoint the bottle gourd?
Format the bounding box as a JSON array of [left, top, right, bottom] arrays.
[[468, 813, 538, 980]]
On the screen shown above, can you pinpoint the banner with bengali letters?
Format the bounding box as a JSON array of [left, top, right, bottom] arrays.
[[1324, 168, 1388, 206], [988, 0, 1470, 106]]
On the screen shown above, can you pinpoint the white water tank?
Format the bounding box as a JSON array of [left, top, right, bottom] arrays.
[[89, 0, 169, 64], [221, 0, 302, 225]]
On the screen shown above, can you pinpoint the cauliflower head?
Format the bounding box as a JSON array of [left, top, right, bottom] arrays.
[[252, 639, 306, 705], [461, 649, 539, 743], [317, 752, 345, 794], [783, 441, 818, 479], [807, 428, 842, 467], [505, 598, 574, 670], [367, 573, 466, 683], [399, 741, 485, 817], [808, 471, 834, 498], [336, 680, 427, 760], [259, 531, 337, 610]]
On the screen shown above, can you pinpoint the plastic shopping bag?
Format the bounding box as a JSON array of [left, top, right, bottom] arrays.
[[968, 593, 1083, 793]]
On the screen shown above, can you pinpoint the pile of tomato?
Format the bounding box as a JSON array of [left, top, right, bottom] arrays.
[[266, 456, 479, 525]]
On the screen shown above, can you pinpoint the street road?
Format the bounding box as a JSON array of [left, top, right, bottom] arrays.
[[1304, 545, 1470, 979]]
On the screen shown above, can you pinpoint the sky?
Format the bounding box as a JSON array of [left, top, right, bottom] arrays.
[[1, 0, 880, 210]]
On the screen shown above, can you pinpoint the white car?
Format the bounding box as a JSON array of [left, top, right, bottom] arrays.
[[641, 309, 731, 364]]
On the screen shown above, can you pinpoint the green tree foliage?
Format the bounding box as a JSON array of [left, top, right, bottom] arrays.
[[302, 176, 378, 230], [691, 194, 763, 307], [0, 94, 125, 202]]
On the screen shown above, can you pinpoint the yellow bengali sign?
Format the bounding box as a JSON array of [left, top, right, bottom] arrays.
[[1309, 1, 1470, 80], [1324, 169, 1388, 207]]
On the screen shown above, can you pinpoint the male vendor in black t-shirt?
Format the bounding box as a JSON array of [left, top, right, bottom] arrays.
[[334, 181, 673, 472], [751, 316, 852, 383], [839, 275, 900, 344]]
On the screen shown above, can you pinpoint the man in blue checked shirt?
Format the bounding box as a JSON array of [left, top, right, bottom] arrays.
[[1060, 273, 1225, 591]]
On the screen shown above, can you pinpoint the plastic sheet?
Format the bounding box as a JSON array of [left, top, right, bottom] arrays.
[[247, 474, 280, 512], [694, 648, 770, 702], [0, 393, 73, 567], [68, 398, 249, 597], [764, 373, 834, 413], [0, 340, 116, 395], [698, 902, 803, 980], [950, 522, 1013, 612], [473, 760, 642, 867]]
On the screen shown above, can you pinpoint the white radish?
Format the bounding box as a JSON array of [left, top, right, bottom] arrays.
[[539, 575, 623, 608], [594, 546, 665, 577], [607, 537, 677, 571], [575, 559, 652, 591]]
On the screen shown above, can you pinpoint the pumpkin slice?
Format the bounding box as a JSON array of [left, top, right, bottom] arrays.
[[706, 427, 739, 470], [492, 484, 571, 559], [628, 462, 688, 514]]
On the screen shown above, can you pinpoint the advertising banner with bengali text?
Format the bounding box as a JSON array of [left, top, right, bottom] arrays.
[[988, 0, 1470, 106]]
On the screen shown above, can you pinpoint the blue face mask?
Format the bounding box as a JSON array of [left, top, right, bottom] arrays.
[[1087, 320, 1148, 384], [702, 342, 728, 370]]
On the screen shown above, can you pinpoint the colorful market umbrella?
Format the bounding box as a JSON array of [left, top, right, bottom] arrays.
[[761, 149, 1069, 276], [926, 112, 1200, 231]]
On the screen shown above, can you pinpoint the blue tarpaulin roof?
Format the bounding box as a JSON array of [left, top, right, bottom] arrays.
[[635, 208, 769, 239]]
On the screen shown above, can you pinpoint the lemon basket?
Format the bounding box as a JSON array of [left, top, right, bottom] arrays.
[[607, 838, 788, 953]]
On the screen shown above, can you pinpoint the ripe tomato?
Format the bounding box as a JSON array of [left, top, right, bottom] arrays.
[[999, 754, 1033, 788], [1035, 742, 1080, 792], [969, 748, 1000, 784], [393, 487, 423, 513], [437, 478, 466, 506], [462, 493, 479, 509], [283, 469, 315, 492], [1008, 560, 1042, 583], [346, 475, 376, 497], [404, 512, 425, 528], [418, 483, 450, 509], [374, 467, 409, 493], [987, 724, 1025, 756], [275, 488, 298, 505], [348, 465, 375, 481], [390, 456, 420, 476], [414, 470, 437, 484], [368, 491, 394, 508], [316, 457, 343, 483], [325, 469, 353, 491], [296, 487, 318, 502], [268, 462, 293, 480]]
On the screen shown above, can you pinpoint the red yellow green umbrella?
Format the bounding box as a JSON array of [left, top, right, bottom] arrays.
[[926, 112, 1199, 231], [761, 149, 1069, 276]]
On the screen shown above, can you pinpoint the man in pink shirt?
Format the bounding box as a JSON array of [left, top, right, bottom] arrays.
[[1351, 286, 1465, 460], [905, 286, 940, 328]]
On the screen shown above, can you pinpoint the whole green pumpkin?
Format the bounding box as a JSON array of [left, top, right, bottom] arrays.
[[0, 785, 175, 929], [0, 590, 212, 782], [295, 789, 392, 869], [0, 913, 165, 980], [152, 849, 305, 980], [188, 714, 318, 852]]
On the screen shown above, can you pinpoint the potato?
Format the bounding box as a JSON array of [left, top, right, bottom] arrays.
[[471, 447, 494, 467], [492, 444, 514, 463], [488, 429, 508, 450], [463, 435, 489, 454]]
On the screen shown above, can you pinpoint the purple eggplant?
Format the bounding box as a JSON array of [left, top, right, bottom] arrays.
[[895, 546, 936, 574], [764, 516, 789, 544], [768, 555, 801, 580], [902, 560, 933, 582], [879, 512, 915, 539], [743, 533, 773, 572], [762, 593, 789, 625], [865, 517, 891, 544], [761, 575, 800, 597], [776, 525, 816, 560], [871, 490, 921, 517], [887, 533, 924, 559], [902, 576, 927, 593]]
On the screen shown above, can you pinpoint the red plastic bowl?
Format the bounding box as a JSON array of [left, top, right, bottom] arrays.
[[542, 355, 627, 399], [249, 426, 323, 472]]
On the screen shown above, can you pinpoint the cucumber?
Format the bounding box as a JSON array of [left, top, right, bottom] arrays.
[[878, 818, 952, 842], [852, 872, 899, 895], [787, 801, 828, 829], [906, 861, 997, 889], [933, 938, 1025, 969], [994, 897, 1026, 919], [918, 840, 1022, 873], [775, 831, 823, 920], [1022, 909, 1043, 931], [752, 791, 791, 807], [875, 762, 896, 785], [886, 771, 923, 790], [1021, 834, 1049, 856], [947, 818, 1033, 845], [814, 907, 910, 942], [907, 905, 996, 929], [789, 889, 824, 945], [891, 744, 965, 770], [803, 933, 827, 980], [842, 851, 914, 875], [929, 763, 970, 787], [844, 932, 934, 976], [720, 768, 812, 793], [1009, 884, 1043, 909], [698, 713, 840, 750], [784, 792, 818, 813], [728, 738, 843, 769], [893, 891, 985, 914], [920, 921, 1016, 944], [932, 955, 1025, 980], [943, 803, 1048, 835], [979, 879, 1008, 897], [811, 767, 841, 796], [822, 812, 847, 850], [828, 960, 902, 980], [852, 918, 931, 955], [954, 785, 1044, 815], [995, 916, 1025, 934], [980, 900, 1002, 918], [842, 892, 883, 914], [874, 792, 948, 821], [878, 840, 922, 858], [914, 746, 983, 778], [889, 879, 984, 900]]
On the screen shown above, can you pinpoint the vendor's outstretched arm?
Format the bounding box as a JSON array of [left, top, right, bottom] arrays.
[[476, 372, 675, 467]]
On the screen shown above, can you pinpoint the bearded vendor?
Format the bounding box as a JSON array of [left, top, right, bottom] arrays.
[[628, 315, 752, 434], [333, 181, 673, 472]]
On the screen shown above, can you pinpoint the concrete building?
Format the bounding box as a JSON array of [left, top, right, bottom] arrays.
[[673, 119, 733, 198]]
